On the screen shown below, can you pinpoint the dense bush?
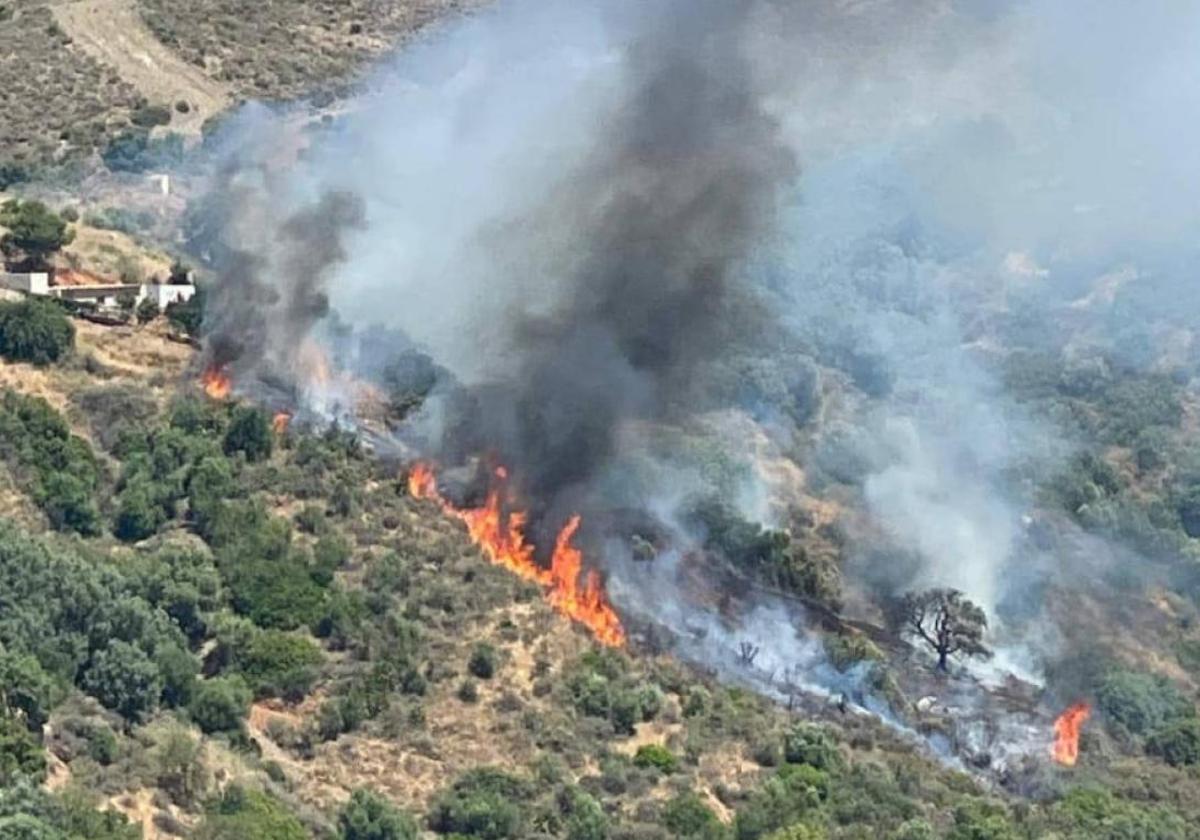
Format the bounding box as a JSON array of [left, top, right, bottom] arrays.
[[195, 786, 307, 840], [338, 788, 418, 840], [428, 768, 533, 839], [662, 792, 725, 839], [1095, 670, 1194, 736], [189, 676, 252, 734], [633, 743, 679, 773], [1146, 718, 1200, 767], [686, 496, 840, 607], [0, 199, 74, 269], [468, 643, 499, 679], [0, 522, 192, 721], [0, 297, 74, 365], [223, 405, 273, 462]]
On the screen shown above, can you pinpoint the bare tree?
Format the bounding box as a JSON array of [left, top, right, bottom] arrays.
[[887, 588, 991, 672], [737, 641, 760, 667]]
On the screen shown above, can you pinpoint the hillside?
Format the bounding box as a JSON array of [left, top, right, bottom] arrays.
[[1, 2, 1200, 840]]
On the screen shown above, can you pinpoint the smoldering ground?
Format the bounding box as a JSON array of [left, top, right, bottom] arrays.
[[188, 0, 1200, 718]]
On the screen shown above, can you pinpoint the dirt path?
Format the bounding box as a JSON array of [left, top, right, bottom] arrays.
[[51, 0, 230, 135]]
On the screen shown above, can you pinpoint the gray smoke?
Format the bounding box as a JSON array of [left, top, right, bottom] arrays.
[[188, 0, 1200, 712]]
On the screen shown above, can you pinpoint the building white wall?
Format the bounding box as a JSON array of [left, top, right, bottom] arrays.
[[0, 272, 50, 295]]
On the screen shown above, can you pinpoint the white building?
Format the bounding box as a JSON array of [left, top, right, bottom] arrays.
[[0, 272, 195, 310]]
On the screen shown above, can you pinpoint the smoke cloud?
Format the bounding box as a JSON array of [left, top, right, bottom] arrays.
[[191, 0, 1200, 708]]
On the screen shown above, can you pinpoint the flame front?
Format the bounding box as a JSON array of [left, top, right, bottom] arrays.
[[201, 365, 232, 400], [272, 412, 291, 434], [407, 463, 625, 647], [1052, 701, 1091, 766]]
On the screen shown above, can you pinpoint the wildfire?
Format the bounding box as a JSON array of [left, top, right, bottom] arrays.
[[1052, 701, 1091, 766], [407, 462, 625, 647], [201, 365, 232, 400], [272, 412, 291, 434]]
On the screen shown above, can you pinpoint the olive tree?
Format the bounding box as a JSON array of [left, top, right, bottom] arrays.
[[887, 588, 990, 671]]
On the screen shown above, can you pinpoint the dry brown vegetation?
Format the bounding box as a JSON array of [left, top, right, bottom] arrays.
[[0, 1, 141, 167], [136, 0, 483, 101]]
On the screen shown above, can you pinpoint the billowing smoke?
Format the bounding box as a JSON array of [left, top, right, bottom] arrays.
[[188, 0, 1200, 746]]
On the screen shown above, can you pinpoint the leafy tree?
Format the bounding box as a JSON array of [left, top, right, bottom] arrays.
[[633, 744, 678, 773], [0, 715, 45, 786], [155, 643, 199, 708], [1095, 670, 1193, 735], [165, 287, 205, 337], [223, 406, 273, 462], [468, 643, 498, 679], [886, 588, 990, 671], [338, 788, 418, 840], [236, 630, 323, 700], [195, 786, 306, 840], [428, 768, 533, 839], [0, 200, 74, 269], [40, 473, 100, 536], [81, 640, 163, 722], [114, 479, 168, 542], [0, 298, 74, 366], [136, 297, 160, 325], [0, 652, 58, 731], [189, 676, 251, 734], [662, 792, 726, 839], [1146, 718, 1200, 767], [782, 724, 842, 771]]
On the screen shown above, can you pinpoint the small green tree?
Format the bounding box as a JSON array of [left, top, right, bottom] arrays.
[[0, 199, 74, 269], [0, 298, 74, 365], [0, 714, 47, 786], [195, 786, 306, 840], [189, 676, 251, 734], [136, 296, 160, 324], [468, 643, 498, 679], [81, 640, 163, 722], [886, 588, 990, 671], [1147, 718, 1200, 767], [114, 479, 168, 542], [223, 406, 273, 462], [0, 652, 58, 731], [338, 788, 418, 840]]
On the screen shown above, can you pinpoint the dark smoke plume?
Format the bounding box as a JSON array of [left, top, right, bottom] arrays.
[[461, 0, 797, 514]]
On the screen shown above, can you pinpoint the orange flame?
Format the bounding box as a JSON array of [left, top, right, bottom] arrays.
[[272, 412, 291, 434], [201, 365, 232, 400], [407, 462, 625, 647], [1052, 701, 1091, 766]]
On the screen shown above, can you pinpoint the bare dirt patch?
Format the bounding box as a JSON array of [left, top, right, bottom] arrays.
[[51, 0, 231, 135]]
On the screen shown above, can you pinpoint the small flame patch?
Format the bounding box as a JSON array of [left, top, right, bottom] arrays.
[[272, 412, 291, 434], [407, 462, 625, 647], [1052, 701, 1091, 766], [201, 365, 232, 400]]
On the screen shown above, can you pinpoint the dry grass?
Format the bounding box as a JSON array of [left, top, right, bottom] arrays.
[[0, 2, 140, 167], [136, 0, 482, 100]]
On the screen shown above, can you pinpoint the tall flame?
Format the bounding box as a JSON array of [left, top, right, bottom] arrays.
[[407, 462, 625, 647], [201, 365, 232, 400], [272, 412, 291, 435], [1052, 701, 1091, 766]]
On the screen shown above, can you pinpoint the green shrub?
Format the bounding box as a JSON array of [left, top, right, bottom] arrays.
[[0, 714, 46, 786], [338, 788, 418, 840], [81, 640, 163, 722], [457, 680, 479, 704], [633, 744, 678, 774], [662, 792, 725, 839], [783, 724, 842, 771], [0, 298, 74, 365], [0, 199, 74, 269], [1095, 670, 1194, 735], [428, 768, 533, 839], [0, 651, 57, 731], [195, 786, 306, 840], [237, 630, 323, 699], [1146, 718, 1200, 766], [223, 406, 273, 462], [189, 676, 251, 734]]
